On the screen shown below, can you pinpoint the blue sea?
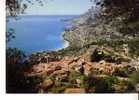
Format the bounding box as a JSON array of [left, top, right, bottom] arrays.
[[6, 15, 78, 54]]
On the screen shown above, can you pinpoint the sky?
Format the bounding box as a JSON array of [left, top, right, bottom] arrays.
[[23, 0, 93, 15]]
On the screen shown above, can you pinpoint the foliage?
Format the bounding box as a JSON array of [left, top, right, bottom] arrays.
[[68, 71, 88, 88], [122, 80, 135, 92], [127, 37, 139, 57], [44, 71, 88, 93], [113, 80, 135, 93], [83, 75, 117, 93], [6, 28, 15, 42], [6, 48, 37, 93], [113, 67, 130, 77], [91, 48, 106, 62], [90, 48, 116, 62], [6, 0, 139, 93], [95, 0, 139, 20], [6, 0, 45, 16], [6, 48, 26, 65], [129, 70, 139, 85]]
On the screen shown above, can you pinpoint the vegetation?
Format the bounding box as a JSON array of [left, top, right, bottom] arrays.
[[6, 0, 45, 16], [38, 70, 136, 93], [6, 48, 40, 93], [6, 48, 26, 93], [130, 70, 139, 85], [6, 0, 139, 93]]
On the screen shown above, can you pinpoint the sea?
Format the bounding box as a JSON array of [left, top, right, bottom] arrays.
[[6, 15, 78, 54]]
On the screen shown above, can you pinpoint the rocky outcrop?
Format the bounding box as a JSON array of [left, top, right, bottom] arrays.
[[41, 79, 54, 90], [64, 88, 86, 93], [130, 58, 139, 70], [26, 49, 136, 78], [24, 48, 137, 93], [27, 54, 135, 77], [28, 51, 64, 65]]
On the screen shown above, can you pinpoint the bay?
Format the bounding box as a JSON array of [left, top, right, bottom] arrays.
[[6, 15, 78, 54]]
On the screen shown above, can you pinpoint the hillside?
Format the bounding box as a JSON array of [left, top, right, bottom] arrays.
[[6, 0, 139, 93]]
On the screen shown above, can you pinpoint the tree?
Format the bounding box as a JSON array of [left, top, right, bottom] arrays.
[[6, 0, 46, 16], [95, 0, 139, 20]]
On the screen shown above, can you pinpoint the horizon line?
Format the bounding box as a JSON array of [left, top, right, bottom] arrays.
[[19, 14, 81, 16]]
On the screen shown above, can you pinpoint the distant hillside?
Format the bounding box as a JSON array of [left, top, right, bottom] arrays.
[[63, 0, 139, 57]]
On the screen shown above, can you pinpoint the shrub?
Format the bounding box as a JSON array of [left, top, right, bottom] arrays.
[[91, 48, 106, 62], [90, 48, 116, 62], [83, 75, 117, 93], [129, 70, 139, 85], [113, 68, 129, 77], [128, 38, 139, 57], [6, 48, 38, 93], [94, 76, 117, 93], [113, 80, 135, 93]]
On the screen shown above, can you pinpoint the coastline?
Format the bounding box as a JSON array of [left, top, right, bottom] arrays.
[[55, 31, 70, 51], [63, 40, 69, 48], [7, 15, 77, 53], [55, 39, 69, 51]]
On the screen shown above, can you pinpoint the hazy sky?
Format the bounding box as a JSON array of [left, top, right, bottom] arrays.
[[24, 0, 93, 15]]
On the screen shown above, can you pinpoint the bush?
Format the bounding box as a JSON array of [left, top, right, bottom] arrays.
[[129, 70, 139, 85], [113, 80, 135, 93], [91, 48, 116, 62], [83, 75, 117, 93], [128, 38, 139, 57], [6, 48, 37, 93], [94, 76, 117, 93], [91, 48, 106, 62], [113, 68, 129, 77], [47, 77, 75, 93], [68, 71, 84, 87]]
